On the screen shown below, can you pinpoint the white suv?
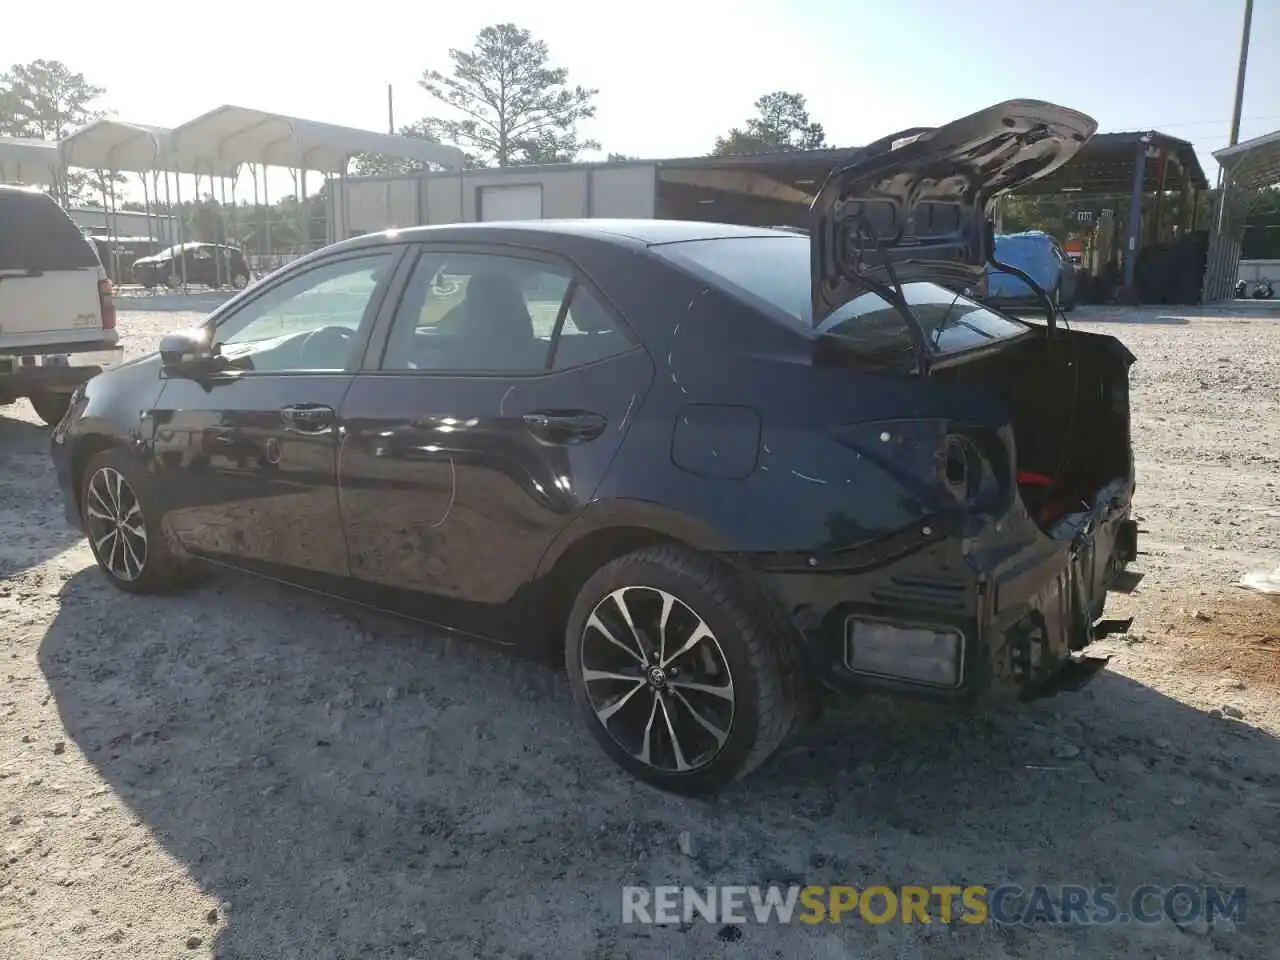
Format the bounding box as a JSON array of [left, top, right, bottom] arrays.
[[0, 185, 123, 425]]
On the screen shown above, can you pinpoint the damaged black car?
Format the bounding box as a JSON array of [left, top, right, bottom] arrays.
[[51, 99, 1138, 795]]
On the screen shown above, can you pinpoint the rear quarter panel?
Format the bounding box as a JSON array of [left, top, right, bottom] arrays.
[[558, 245, 1015, 559]]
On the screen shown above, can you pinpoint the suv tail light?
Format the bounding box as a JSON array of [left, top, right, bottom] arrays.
[[99, 278, 117, 331]]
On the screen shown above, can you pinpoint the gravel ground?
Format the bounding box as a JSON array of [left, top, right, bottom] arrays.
[[2, 299, 1279, 959]]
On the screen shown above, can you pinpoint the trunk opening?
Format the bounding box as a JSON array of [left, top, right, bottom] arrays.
[[938, 331, 1132, 534]]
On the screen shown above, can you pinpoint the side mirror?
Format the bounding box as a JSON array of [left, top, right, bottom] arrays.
[[159, 329, 220, 378]]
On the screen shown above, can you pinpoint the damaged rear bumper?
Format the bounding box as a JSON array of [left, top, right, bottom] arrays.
[[753, 482, 1139, 702]]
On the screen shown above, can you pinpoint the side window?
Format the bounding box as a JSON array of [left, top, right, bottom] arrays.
[[381, 250, 633, 373], [0, 191, 99, 271], [211, 252, 395, 372], [551, 284, 630, 371]]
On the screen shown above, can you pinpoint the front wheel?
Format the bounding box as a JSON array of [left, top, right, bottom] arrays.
[[231, 272, 250, 290], [565, 544, 805, 795], [28, 390, 71, 426], [80, 449, 192, 594]]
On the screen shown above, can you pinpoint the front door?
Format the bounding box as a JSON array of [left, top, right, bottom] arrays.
[[336, 244, 653, 640], [151, 248, 404, 582]]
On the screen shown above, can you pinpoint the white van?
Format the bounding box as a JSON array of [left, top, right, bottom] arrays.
[[0, 185, 123, 425]]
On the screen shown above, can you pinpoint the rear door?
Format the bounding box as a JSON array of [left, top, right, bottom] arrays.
[[0, 188, 103, 342], [335, 243, 652, 638]]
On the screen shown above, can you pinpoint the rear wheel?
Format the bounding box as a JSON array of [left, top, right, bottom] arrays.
[[232, 272, 249, 290], [28, 390, 71, 426], [80, 449, 191, 594], [565, 544, 805, 795]]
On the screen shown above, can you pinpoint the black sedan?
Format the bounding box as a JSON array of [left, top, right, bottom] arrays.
[[132, 242, 253, 290], [50, 99, 1140, 794]]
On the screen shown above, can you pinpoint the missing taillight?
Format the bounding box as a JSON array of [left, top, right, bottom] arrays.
[[98, 278, 116, 331]]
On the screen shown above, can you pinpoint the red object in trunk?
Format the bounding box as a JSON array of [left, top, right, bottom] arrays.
[[1017, 470, 1055, 487]]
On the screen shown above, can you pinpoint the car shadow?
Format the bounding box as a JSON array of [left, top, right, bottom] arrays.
[[0, 412, 82, 576], [41, 566, 1276, 958]]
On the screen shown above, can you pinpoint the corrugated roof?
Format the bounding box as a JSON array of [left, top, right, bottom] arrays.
[[1214, 128, 1280, 191], [1011, 130, 1209, 196]]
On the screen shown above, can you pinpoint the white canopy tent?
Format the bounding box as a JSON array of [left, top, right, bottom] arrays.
[[59, 119, 240, 177], [168, 105, 465, 173], [58, 120, 242, 260], [0, 136, 61, 187], [164, 106, 466, 280]]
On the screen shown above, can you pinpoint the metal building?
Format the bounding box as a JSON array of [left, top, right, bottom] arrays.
[[1202, 127, 1280, 303], [326, 148, 858, 242]]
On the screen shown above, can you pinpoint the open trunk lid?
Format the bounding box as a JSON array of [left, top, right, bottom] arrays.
[[810, 100, 1097, 334]]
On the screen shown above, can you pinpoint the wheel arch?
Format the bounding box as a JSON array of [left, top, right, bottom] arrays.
[[527, 500, 737, 658], [68, 433, 121, 518]]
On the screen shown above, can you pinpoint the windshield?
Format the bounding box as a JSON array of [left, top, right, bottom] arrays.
[[654, 234, 1029, 357]]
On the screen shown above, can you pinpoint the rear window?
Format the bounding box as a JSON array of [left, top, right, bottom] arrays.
[[653, 234, 1028, 357], [0, 189, 99, 271]]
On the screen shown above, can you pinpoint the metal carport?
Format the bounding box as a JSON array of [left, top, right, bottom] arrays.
[[1007, 131, 1209, 300], [169, 105, 466, 270], [1202, 128, 1280, 303], [58, 120, 240, 281]]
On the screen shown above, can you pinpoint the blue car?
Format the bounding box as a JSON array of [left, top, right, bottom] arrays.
[[985, 231, 1077, 311]]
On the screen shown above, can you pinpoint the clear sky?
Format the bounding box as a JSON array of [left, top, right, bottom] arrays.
[[4, 0, 1278, 189]]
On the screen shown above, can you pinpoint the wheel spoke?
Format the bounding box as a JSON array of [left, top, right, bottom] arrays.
[[612, 589, 655, 662], [670, 688, 730, 745], [93, 529, 116, 554], [89, 483, 112, 518], [585, 611, 645, 665], [121, 534, 144, 579], [637, 692, 660, 766], [669, 678, 734, 701], [595, 680, 647, 723], [656, 591, 674, 663], [661, 621, 714, 669], [582, 667, 642, 685], [656, 694, 690, 772], [107, 530, 123, 576], [86, 502, 112, 522]]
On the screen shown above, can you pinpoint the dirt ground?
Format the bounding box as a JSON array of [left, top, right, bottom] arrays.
[[2, 298, 1279, 959]]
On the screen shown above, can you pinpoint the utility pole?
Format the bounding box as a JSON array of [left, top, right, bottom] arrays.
[[387, 84, 395, 135], [1228, 0, 1254, 146]]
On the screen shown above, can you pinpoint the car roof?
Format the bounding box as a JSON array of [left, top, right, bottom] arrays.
[[348, 219, 793, 250]]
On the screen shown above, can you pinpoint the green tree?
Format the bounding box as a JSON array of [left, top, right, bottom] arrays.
[[712, 91, 826, 156], [351, 120, 448, 176], [418, 23, 599, 167], [0, 59, 123, 205]]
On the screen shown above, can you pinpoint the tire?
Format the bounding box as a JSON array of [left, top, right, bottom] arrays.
[[28, 390, 71, 427], [79, 448, 192, 594], [565, 544, 806, 795], [232, 273, 249, 290]]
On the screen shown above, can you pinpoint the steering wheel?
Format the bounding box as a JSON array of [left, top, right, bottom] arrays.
[[296, 325, 354, 366]]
